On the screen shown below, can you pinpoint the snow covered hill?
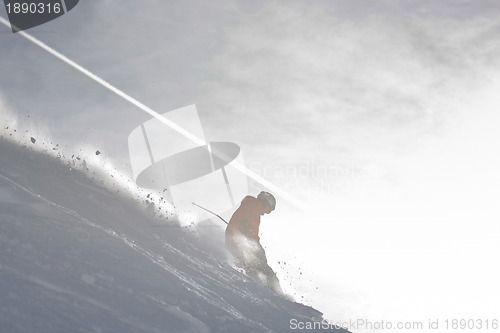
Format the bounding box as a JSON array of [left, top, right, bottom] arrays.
[[0, 137, 348, 333]]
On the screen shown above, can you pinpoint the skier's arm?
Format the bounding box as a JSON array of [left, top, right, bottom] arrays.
[[227, 197, 259, 241], [240, 218, 260, 241]]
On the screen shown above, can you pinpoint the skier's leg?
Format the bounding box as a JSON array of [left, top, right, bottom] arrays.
[[225, 236, 246, 268], [252, 244, 284, 295], [259, 262, 284, 295]]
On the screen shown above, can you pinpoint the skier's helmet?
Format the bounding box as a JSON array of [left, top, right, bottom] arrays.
[[258, 191, 276, 210]]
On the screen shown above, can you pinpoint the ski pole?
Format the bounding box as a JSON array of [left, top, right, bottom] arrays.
[[192, 202, 229, 225]]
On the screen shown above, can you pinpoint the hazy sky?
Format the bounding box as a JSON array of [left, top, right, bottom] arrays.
[[2, 1, 500, 331]]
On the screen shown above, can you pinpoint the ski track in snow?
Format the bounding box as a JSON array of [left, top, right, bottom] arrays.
[[0, 137, 347, 332]]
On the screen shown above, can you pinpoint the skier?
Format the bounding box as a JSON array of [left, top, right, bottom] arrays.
[[225, 191, 284, 295]]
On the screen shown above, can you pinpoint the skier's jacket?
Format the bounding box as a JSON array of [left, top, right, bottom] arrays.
[[225, 195, 262, 242]]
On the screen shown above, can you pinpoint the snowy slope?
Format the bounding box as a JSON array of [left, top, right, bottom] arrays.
[[0, 137, 348, 333]]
